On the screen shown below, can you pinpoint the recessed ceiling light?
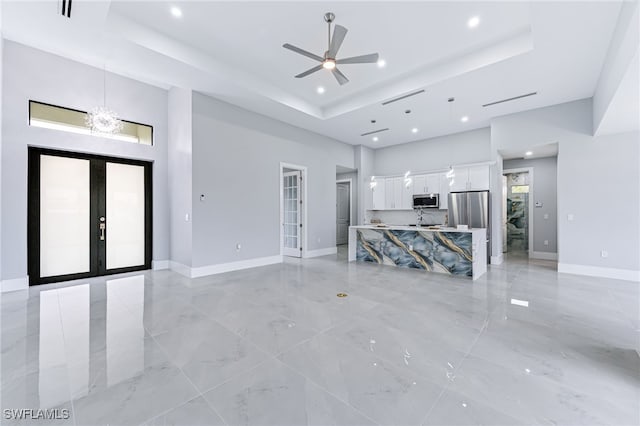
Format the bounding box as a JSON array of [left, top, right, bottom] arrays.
[[412, 128, 418, 133], [170, 6, 182, 18], [317, 86, 325, 94], [461, 116, 469, 123], [467, 16, 480, 28], [372, 136, 379, 142], [377, 59, 386, 68], [525, 151, 533, 156]]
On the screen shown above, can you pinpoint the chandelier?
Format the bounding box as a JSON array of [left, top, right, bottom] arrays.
[[86, 65, 123, 134], [86, 106, 123, 134]]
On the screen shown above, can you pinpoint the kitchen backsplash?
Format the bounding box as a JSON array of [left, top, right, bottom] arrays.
[[365, 209, 448, 226]]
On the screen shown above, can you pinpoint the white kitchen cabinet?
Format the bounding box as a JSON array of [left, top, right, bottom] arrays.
[[401, 179, 413, 209], [467, 166, 490, 190], [425, 174, 440, 194], [384, 178, 395, 209], [412, 175, 426, 195], [448, 166, 490, 191], [371, 178, 385, 210], [412, 173, 439, 194], [439, 174, 449, 210], [381, 177, 413, 209]]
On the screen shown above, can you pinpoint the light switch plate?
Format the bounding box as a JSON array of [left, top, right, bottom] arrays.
[[567, 214, 574, 221]]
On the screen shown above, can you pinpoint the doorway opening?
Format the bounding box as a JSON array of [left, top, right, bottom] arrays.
[[280, 163, 307, 258], [336, 179, 352, 245], [28, 148, 152, 285], [503, 169, 533, 257]]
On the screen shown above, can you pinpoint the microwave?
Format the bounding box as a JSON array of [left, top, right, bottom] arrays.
[[413, 194, 439, 209]]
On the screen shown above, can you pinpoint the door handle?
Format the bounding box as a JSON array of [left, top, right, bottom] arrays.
[[99, 216, 106, 241]]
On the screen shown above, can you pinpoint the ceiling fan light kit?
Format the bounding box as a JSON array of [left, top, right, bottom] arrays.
[[283, 12, 379, 85]]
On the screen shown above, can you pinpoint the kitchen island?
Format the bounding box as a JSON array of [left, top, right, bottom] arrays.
[[348, 225, 487, 280]]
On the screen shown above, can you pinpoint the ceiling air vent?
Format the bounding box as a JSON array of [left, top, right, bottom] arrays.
[[61, 0, 72, 18], [381, 90, 425, 106], [482, 92, 537, 107], [361, 128, 389, 137]]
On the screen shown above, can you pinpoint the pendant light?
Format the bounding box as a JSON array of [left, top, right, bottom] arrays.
[[86, 65, 123, 134]]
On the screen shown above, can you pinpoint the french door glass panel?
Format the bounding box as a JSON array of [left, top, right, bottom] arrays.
[[283, 172, 301, 256], [106, 162, 146, 270], [40, 155, 91, 277]]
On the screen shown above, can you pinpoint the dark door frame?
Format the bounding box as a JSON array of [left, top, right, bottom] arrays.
[[28, 147, 153, 285]]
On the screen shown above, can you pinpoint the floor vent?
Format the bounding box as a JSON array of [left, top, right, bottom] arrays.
[[482, 92, 537, 107], [381, 90, 425, 106]]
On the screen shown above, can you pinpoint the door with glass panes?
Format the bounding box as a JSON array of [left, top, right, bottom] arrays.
[[28, 148, 152, 285], [283, 171, 302, 257]]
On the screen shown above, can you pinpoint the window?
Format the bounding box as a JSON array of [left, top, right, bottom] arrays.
[[29, 101, 153, 145], [511, 185, 529, 194]]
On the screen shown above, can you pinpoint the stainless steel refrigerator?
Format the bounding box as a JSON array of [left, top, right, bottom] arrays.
[[448, 190, 491, 263]]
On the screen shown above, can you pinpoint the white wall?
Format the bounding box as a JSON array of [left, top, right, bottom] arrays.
[[191, 92, 354, 267], [336, 171, 358, 228], [373, 128, 492, 176], [504, 156, 558, 255], [492, 99, 640, 279], [168, 87, 193, 267], [593, 0, 639, 135], [1, 41, 170, 284]]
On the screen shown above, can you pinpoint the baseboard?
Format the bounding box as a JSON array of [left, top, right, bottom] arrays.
[[169, 261, 192, 278], [558, 263, 640, 282], [304, 247, 338, 258], [531, 251, 558, 261], [190, 255, 283, 278], [152, 260, 170, 270], [1, 277, 28, 293], [490, 254, 504, 265]]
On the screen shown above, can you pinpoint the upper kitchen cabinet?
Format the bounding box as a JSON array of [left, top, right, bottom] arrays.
[[467, 166, 490, 190], [385, 177, 412, 210], [449, 166, 490, 191], [412, 173, 440, 195], [369, 177, 385, 210], [439, 174, 449, 210]]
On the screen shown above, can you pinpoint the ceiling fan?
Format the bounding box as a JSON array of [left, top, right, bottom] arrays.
[[282, 12, 379, 86]]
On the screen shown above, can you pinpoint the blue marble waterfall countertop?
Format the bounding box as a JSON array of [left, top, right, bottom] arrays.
[[348, 225, 487, 280], [352, 225, 485, 233]]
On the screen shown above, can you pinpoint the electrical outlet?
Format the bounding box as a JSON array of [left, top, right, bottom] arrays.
[[601, 250, 608, 258], [543, 213, 549, 220], [544, 240, 549, 246], [236, 243, 242, 252], [185, 213, 190, 222], [567, 214, 574, 221]]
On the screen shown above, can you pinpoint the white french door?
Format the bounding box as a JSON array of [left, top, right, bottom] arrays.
[[283, 171, 302, 257], [28, 148, 152, 285]]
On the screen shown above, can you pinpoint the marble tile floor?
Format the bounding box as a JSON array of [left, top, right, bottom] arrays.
[[1, 251, 639, 426]]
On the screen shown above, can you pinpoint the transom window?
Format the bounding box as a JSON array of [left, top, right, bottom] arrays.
[[29, 101, 153, 146]]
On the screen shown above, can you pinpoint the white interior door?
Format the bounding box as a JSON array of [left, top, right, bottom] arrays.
[[283, 171, 302, 257], [336, 182, 350, 245]]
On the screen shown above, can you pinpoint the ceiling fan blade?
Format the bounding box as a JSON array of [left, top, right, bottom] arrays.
[[283, 43, 324, 62], [336, 53, 379, 64], [295, 64, 323, 78], [332, 68, 349, 85], [328, 25, 348, 57]]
